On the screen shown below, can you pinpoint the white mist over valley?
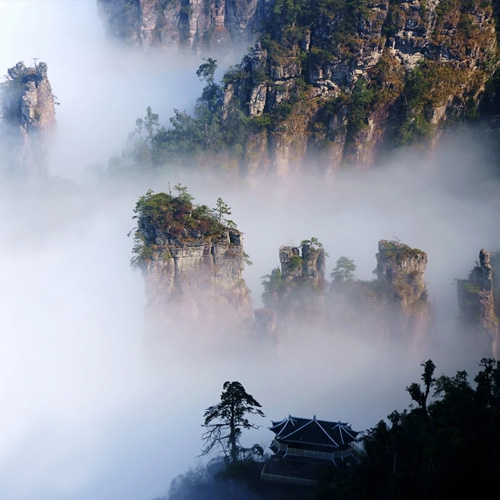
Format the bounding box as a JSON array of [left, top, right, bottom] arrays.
[[0, 2, 499, 500]]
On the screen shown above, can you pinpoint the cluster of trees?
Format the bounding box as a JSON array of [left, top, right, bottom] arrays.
[[161, 358, 500, 499], [345, 358, 500, 499], [130, 186, 237, 267], [261, 251, 357, 308], [109, 58, 250, 175]]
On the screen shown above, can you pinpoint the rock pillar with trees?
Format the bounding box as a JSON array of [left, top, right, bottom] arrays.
[[457, 249, 499, 359], [131, 187, 253, 340], [0, 61, 56, 181], [261, 238, 326, 332]]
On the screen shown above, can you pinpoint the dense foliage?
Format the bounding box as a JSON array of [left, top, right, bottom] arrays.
[[110, 58, 250, 174], [341, 358, 500, 500], [131, 186, 236, 267]]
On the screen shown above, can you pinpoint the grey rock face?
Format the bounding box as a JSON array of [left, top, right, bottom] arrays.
[[457, 249, 499, 358], [97, 0, 271, 51], [263, 241, 326, 331], [327, 240, 431, 346], [140, 226, 253, 334], [0, 61, 56, 181]]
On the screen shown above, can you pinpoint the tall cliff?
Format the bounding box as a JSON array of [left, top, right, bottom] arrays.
[[0, 61, 56, 181], [327, 240, 430, 345], [374, 239, 430, 341], [261, 239, 326, 331], [97, 0, 271, 51], [131, 189, 253, 338], [222, 0, 498, 174], [457, 249, 499, 358], [261, 238, 430, 343]]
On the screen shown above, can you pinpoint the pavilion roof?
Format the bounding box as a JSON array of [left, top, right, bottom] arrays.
[[269, 415, 359, 449]]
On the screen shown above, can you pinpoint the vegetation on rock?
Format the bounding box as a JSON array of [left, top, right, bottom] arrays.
[[131, 187, 237, 267], [110, 0, 499, 174]]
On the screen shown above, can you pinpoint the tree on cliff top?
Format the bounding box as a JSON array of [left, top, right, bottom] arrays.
[[331, 256, 357, 282], [130, 188, 239, 267], [201, 381, 265, 463]]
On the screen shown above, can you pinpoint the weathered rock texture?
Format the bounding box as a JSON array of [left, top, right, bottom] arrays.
[[457, 249, 499, 358], [223, 0, 498, 174], [132, 191, 252, 336], [262, 241, 326, 330], [0, 61, 56, 181], [374, 239, 430, 340], [328, 240, 430, 345], [97, 0, 271, 51]]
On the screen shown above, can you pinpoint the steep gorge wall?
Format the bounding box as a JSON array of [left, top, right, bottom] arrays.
[[97, 0, 271, 51], [223, 0, 498, 174]]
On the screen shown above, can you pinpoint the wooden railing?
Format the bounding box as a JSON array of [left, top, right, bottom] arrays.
[[272, 440, 353, 462]]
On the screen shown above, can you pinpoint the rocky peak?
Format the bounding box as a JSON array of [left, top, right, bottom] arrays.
[[376, 239, 428, 302], [0, 61, 56, 181], [262, 240, 326, 330], [131, 189, 252, 339], [279, 241, 326, 285], [457, 249, 499, 358], [327, 239, 430, 346]]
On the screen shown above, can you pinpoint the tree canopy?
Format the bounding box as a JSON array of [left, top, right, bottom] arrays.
[[331, 256, 357, 282], [345, 358, 500, 499]]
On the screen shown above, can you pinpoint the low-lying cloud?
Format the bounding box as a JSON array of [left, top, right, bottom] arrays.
[[0, 2, 499, 500]]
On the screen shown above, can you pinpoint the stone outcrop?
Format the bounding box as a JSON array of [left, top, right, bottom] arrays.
[[222, 0, 498, 174], [132, 190, 252, 337], [374, 240, 430, 341], [97, 0, 271, 51], [328, 240, 430, 346], [262, 238, 430, 343], [0, 61, 56, 181], [261, 240, 326, 330], [457, 249, 499, 358]]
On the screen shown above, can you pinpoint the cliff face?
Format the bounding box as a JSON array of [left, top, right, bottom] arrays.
[[0, 61, 56, 181], [375, 239, 430, 341], [132, 190, 252, 336], [97, 0, 271, 51], [457, 249, 499, 358], [328, 240, 430, 345], [261, 240, 327, 330], [223, 0, 498, 174], [261, 238, 430, 343]]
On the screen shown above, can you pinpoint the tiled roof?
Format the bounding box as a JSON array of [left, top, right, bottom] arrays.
[[269, 415, 359, 449]]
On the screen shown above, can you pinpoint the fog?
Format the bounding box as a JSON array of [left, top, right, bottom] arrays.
[[0, 2, 499, 500]]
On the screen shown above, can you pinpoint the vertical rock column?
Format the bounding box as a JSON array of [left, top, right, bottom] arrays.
[[457, 249, 499, 359], [375, 240, 430, 344], [0, 61, 56, 181]]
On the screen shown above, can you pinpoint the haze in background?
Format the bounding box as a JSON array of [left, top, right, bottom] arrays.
[[0, 2, 499, 500]]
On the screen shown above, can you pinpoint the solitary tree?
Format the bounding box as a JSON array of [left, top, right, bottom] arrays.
[[201, 381, 265, 462], [331, 256, 357, 282]]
